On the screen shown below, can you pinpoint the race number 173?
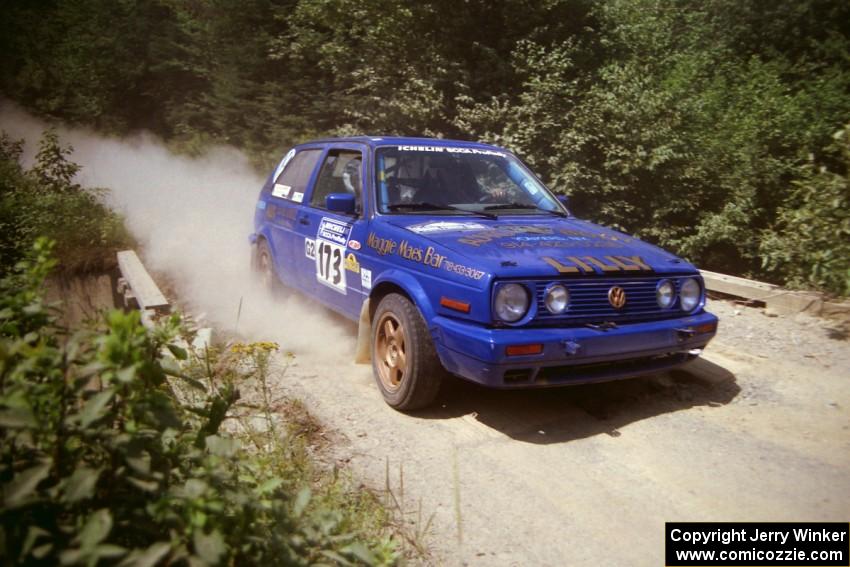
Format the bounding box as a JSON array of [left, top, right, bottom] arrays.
[[316, 239, 346, 293]]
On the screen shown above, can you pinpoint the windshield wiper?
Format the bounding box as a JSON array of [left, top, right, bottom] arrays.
[[483, 202, 568, 217], [387, 202, 497, 219]]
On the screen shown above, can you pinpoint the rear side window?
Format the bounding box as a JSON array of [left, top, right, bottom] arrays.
[[270, 149, 321, 203]]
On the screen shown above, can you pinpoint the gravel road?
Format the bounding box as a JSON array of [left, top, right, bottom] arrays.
[[269, 298, 850, 566], [16, 105, 846, 566]]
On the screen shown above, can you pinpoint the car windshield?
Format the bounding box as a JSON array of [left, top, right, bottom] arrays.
[[374, 145, 566, 216]]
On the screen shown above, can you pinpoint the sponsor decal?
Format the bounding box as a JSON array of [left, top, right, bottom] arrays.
[[315, 218, 353, 294], [443, 260, 486, 280], [272, 183, 292, 199], [458, 225, 553, 246], [502, 239, 626, 249], [360, 268, 372, 290], [367, 232, 486, 280], [515, 235, 571, 242], [292, 191, 304, 203], [407, 221, 488, 234], [366, 232, 397, 256], [318, 217, 353, 246], [348, 239, 361, 250], [565, 228, 633, 244], [304, 238, 316, 260], [500, 234, 591, 249], [398, 239, 446, 268], [344, 253, 360, 273], [396, 145, 506, 158], [460, 225, 635, 248], [522, 179, 540, 195], [542, 255, 653, 274]]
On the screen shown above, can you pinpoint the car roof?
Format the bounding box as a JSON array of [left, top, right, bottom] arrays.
[[294, 136, 507, 152]]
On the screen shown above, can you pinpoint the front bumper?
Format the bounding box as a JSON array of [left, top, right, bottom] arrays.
[[431, 311, 718, 388]]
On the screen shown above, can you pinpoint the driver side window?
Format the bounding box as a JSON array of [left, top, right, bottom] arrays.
[[311, 149, 363, 214]]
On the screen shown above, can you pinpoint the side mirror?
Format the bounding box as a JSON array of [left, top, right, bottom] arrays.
[[326, 193, 357, 214], [557, 195, 570, 207]]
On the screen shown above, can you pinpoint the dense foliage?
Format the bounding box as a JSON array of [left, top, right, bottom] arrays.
[[0, 241, 398, 565], [0, 130, 132, 275], [1, 0, 848, 294]]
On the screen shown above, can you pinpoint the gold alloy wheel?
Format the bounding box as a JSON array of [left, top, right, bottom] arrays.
[[375, 312, 407, 391]]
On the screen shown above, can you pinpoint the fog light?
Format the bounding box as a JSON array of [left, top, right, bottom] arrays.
[[656, 279, 675, 309]]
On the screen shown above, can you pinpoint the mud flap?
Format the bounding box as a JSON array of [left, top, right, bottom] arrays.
[[354, 298, 371, 364]]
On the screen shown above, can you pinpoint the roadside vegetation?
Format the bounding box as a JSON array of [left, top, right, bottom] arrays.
[[0, 131, 416, 564], [0, 240, 408, 565], [0, 130, 132, 276], [1, 0, 848, 295]]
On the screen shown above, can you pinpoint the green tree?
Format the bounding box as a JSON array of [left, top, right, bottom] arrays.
[[458, 0, 850, 284], [0, 130, 130, 275], [2, 0, 849, 293], [761, 125, 850, 295]]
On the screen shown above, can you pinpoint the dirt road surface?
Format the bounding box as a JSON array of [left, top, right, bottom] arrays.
[[11, 105, 844, 565], [266, 299, 850, 566]]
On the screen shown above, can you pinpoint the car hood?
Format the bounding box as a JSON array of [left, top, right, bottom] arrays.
[[388, 216, 696, 277]]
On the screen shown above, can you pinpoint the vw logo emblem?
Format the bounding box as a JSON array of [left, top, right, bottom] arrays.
[[608, 286, 627, 309]]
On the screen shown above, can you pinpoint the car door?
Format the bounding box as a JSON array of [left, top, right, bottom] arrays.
[[294, 144, 369, 319], [265, 146, 323, 287]]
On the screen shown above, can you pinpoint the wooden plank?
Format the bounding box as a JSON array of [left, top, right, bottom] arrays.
[[701, 269, 826, 316], [764, 292, 822, 316], [700, 269, 777, 301], [116, 250, 169, 312]]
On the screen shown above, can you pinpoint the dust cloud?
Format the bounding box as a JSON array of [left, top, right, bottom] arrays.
[[0, 100, 355, 357]]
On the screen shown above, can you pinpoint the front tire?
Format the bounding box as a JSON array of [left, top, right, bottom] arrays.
[[371, 293, 444, 410]]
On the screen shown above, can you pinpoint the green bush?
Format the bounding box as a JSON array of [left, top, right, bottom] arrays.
[[0, 130, 132, 275], [760, 125, 850, 296], [0, 241, 398, 566]]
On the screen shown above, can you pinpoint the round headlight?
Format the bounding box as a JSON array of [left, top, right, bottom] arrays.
[[494, 283, 530, 323], [656, 279, 675, 309], [544, 284, 569, 314], [680, 278, 701, 312]]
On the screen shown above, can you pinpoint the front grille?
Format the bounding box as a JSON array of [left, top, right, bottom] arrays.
[[529, 275, 690, 326]]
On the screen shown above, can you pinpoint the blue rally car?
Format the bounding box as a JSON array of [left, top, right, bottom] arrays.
[[250, 137, 718, 410]]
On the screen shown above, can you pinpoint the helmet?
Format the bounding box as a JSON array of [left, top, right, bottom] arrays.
[[342, 157, 362, 195]]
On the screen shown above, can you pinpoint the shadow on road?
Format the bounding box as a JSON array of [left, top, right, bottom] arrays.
[[412, 357, 740, 444], [293, 296, 740, 445]]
